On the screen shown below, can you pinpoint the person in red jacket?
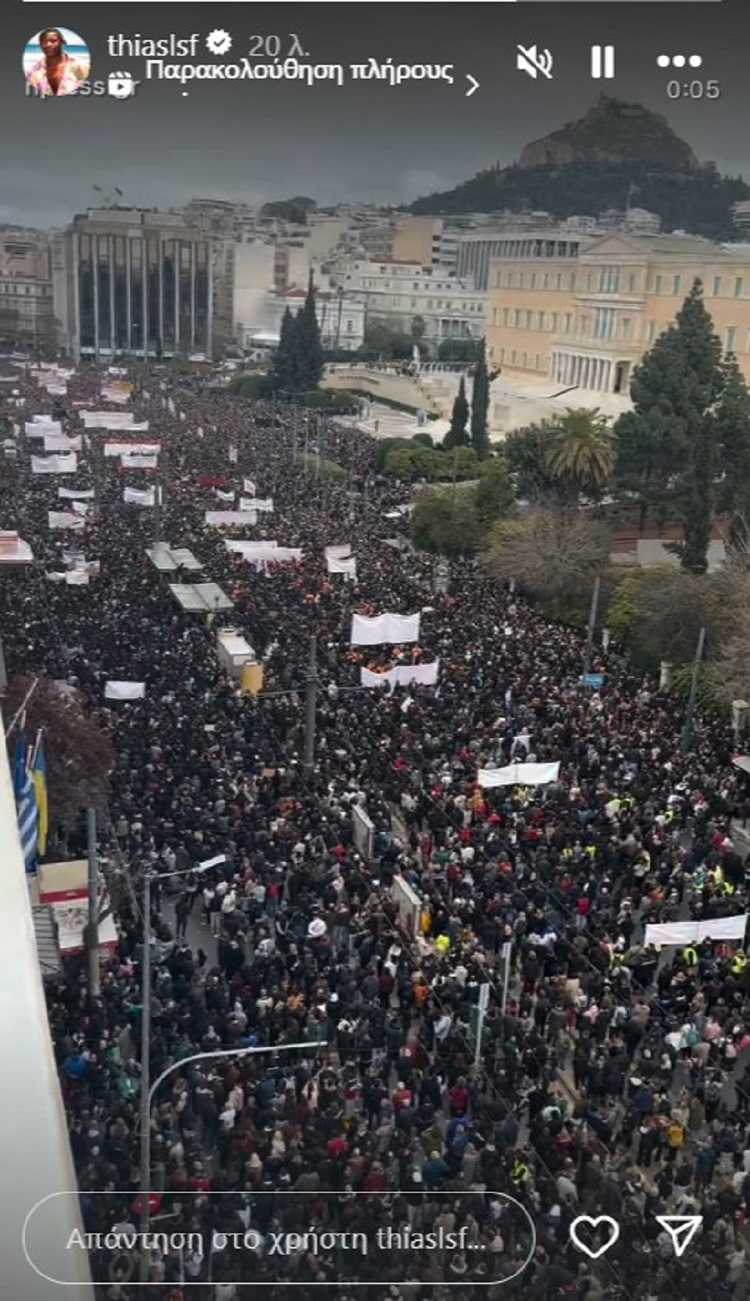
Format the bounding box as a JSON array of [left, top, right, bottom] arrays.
[[449, 1076, 470, 1116]]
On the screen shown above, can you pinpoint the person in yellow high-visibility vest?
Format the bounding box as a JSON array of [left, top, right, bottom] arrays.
[[435, 934, 450, 956]]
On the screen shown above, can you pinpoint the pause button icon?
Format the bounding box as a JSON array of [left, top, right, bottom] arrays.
[[591, 45, 615, 79]]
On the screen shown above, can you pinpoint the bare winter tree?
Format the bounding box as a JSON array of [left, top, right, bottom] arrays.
[[4, 675, 115, 832], [484, 509, 609, 604]]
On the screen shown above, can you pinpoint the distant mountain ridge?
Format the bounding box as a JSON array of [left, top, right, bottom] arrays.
[[410, 97, 749, 239]]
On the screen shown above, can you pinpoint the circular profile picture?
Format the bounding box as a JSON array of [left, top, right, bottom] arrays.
[[23, 28, 90, 97]]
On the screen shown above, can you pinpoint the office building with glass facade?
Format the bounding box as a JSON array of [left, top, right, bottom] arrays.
[[63, 209, 211, 359]]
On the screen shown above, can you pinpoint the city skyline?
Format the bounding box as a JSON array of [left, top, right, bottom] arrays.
[[2, 4, 748, 227]]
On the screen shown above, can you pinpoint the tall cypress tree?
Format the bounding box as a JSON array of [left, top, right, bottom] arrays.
[[470, 339, 491, 460], [292, 272, 324, 393], [271, 306, 299, 395], [443, 376, 469, 450]]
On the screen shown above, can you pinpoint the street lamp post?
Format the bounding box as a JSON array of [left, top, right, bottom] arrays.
[[138, 1037, 327, 1282], [136, 858, 327, 1281]]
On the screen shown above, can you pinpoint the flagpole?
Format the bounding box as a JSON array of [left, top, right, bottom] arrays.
[[4, 677, 39, 741]]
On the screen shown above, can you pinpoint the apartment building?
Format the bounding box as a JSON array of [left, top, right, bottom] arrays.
[[0, 230, 57, 351], [486, 232, 750, 392]]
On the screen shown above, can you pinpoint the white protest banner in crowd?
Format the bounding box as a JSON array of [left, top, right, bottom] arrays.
[[104, 681, 146, 701], [104, 441, 160, 457], [215, 489, 235, 503], [58, 487, 95, 500], [44, 434, 82, 453], [205, 511, 258, 527], [243, 479, 256, 496], [325, 545, 351, 560], [47, 569, 90, 586], [48, 512, 86, 531], [644, 915, 748, 948], [123, 487, 158, 507], [32, 453, 78, 474], [361, 661, 439, 691], [477, 762, 561, 789], [82, 412, 148, 430], [226, 541, 278, 557], [328, 556, 357, 579], [120, 453, 158, 469], [228, 447, 238, 464], [25, 419, 62, 437], [350, 612, 420, 646], [239, 497, 273, 513]]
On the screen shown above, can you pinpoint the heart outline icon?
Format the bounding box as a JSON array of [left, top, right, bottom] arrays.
[[570, 1215, 621, 1259]]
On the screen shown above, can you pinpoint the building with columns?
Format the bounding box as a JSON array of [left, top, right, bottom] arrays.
[[486, 232, 750, 394]]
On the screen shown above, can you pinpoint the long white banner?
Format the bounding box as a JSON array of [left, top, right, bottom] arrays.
[[477, 762, 561, 789], [48, 511, 86, 531], [123, 487, 157, 506], [83, 413, 148, 430], [44, 434, 82, 453], [361, 661, 439, 690], [58, 487, 95, 500], [205, 511, 258, 527], [32, 453, 78, 474], [104, 442, 160, 457], [644, 915, 748, 947], [351, 613, 420, 646]]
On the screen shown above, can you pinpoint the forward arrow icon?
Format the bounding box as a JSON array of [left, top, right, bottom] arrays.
[[654, 1216, 702, 1258], [465, 75, 480, 97]]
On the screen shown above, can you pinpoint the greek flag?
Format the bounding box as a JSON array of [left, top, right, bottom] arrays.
[[13, 733, 38, 874]]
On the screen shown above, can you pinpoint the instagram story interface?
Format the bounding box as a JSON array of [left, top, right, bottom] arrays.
[[1, 2, 750, 1301]]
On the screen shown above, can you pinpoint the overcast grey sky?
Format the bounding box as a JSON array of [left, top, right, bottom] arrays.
[[5, 2, 748, 226]]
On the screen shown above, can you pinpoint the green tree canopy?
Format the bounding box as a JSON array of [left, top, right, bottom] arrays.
[[411, 486, 484, 557], [474, 455, 515, 526]]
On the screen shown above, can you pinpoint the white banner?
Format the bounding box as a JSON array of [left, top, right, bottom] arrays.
[[66, 569, 90, 586], [104, 441, 160, 457], [105, 681, 146, 701], [361, 660, 439, 690], [239, 497, 273, 513], [123, 486, 157, 507], [215, 489, 235, 503], [328, 556, 357, 578], [243, 478, 256, 496], [226, 540, 278, 557], [48, 511, 86, 531], [477, 762, 561, 789], [32, 453, 78, 474], [25, 419, 61, 437], [121, 453, 158, 469], [83, 412, 148, 430], [205, 511, 258, 527], [350, 613, 420, 646], [58, 487, 95, 500], [228, 447, 238, 465], [644, 915, 748, 948], [44, 434, 81, 453], [325, 545, 352, 561]]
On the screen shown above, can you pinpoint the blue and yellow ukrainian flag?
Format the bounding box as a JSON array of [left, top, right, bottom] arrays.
[[31, 730, 48, 857]]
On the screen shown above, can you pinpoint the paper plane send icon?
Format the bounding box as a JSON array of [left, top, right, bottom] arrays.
[[655, 1216, 702, 1257]]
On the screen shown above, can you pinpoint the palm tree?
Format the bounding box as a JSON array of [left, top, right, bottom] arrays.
[[545, 408, 616, 497]]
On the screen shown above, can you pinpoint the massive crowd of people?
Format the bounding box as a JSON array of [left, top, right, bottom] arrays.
[[3, 359, 750, 1301]]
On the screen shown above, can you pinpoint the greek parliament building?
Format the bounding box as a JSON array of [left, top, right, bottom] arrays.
[[485, 232, 750, 394], [54, 209, 212, 360]]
